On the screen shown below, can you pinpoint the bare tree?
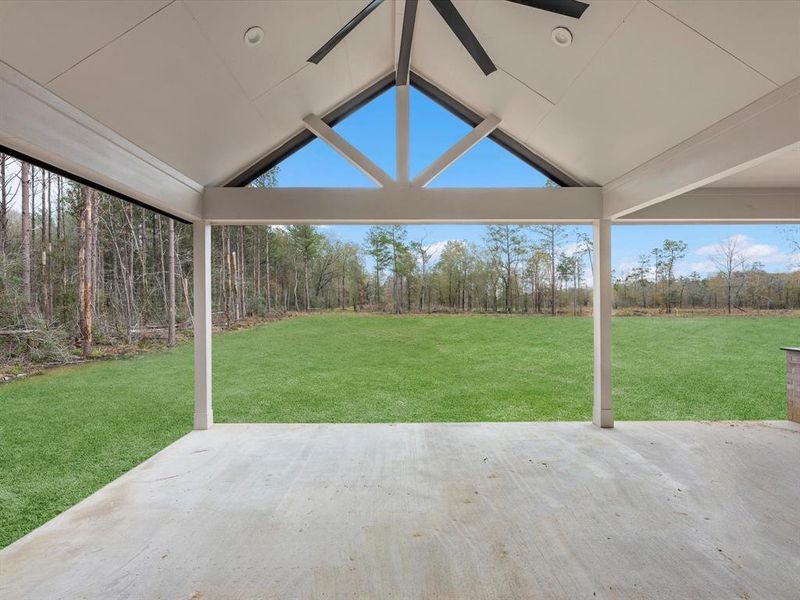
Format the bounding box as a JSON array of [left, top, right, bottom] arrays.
[[535, 225, 565, 315], [167, 218, 176, 346], [410, 240, 433, 312], [784, 226, 800, 268], [712, 236, 750, 315], [0, 154, 7, 255], [485, 225, 528, 313], [20, 161, 32, 312], [78, 186, 94, 357]]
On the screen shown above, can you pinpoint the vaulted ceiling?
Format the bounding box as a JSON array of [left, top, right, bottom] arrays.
[[1, 0, 798, 189]]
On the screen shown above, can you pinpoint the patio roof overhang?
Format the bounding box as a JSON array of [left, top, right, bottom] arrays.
[[1, 0, 798, 431], [0, 0, 797, 226]]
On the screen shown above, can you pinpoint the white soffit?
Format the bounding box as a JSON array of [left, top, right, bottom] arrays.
[[252, 1, 393, 175], [411, 0, 553, 147], [466, 0, 637, 104], [707, 142, 800, 188], [0, 0, 170, 85], [531, 0, 777, 186], [335, 0, 395, 85], [46, 1, 274, 186], [182, 0, 390, 102], [654, 0, 800, 86], [0, 0, 796, 192]]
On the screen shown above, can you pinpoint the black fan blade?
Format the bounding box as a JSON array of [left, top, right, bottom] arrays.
[[308, 0, 386, 64], [506, 0, 589, 19], [430, 0, 496, 76]]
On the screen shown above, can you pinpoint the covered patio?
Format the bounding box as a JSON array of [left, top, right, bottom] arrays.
[[1, 0, 799, 597], [3, 422, 799, 598]]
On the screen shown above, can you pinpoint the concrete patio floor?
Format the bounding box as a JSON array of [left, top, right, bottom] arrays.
[[1, 421, 798, 599]]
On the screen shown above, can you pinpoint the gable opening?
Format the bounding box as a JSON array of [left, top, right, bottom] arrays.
[[232, 72, 576, 190]]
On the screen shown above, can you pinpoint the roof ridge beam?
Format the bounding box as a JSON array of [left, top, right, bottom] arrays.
[[411, 115, 501, 187], [302, 114, 395, 188]]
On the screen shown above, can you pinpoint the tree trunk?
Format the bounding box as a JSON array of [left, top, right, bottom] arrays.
[[550, 252, 556, 315], [167, 218, 176, 346], [232, 250, 240, 321], [727, 276, 732, 315], [0, 154, 6, 255], [265, 227, 272, 312], [79, 186, 94, 357], [304, 258, 310, 311], [21, 162, 32, 312], [45, 172, 53, 320]]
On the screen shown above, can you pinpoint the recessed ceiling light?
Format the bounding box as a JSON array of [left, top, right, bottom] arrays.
[[551, 27, 573, 47], [244, 26, 264, 47]]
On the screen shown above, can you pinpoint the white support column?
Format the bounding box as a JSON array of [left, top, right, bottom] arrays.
[[592, 219, 613, 428], [396, 85, 410, 184], [193, 221, 213, 430]]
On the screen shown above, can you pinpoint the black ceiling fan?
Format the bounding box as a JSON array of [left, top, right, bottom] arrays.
[[307, 0, 589, 79]]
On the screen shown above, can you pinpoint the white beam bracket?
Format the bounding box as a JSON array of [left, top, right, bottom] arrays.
[[303, 114, 395, 188], [412, 115, 501, 187]]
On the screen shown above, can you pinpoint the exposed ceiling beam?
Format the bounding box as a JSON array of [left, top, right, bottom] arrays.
[[617, 188, 800, 223], [203, 186, 602, 224], [0, 62, 202, 221], [603, 76, 800, 219], [412, 115, 501, 187], [396, 0, 418, 86], [302, 114, 395, 188]]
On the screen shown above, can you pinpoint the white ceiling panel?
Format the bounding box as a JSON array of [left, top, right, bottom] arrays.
[[412, 0, 553, 146], [531, 1, 777, 185], [2, 0, 795, 193], [47, 1, 268, 185], [0, 0, 170, 85], [654, 0, 800, 86], [183, 0, 347, 100], [254, 57, 354, 154], [708, 142, 800, 187], [253, 63, 392, 177], [466, 0, 637, 103], [336, 0, 395, 86]]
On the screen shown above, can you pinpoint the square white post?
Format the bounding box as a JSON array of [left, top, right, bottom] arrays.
[[193, 221, 213, 430], [592, 219, 613, 428]]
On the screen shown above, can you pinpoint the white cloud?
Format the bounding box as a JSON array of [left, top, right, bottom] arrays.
[[560, 242, 581, 256], [425, 240, 452, 264], [615, 260, 640, 279], [686, 261, 717, 275], [694, 234, 799, 272]]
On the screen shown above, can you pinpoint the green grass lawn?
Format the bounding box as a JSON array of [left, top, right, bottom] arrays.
[[1, 313, 796, 547]]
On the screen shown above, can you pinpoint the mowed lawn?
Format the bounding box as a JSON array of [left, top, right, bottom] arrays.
[[1, 313, 796, 547]]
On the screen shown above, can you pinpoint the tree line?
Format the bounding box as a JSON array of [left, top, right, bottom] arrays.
[[1, 155, 798, 366], [615, 235, 800, 314]]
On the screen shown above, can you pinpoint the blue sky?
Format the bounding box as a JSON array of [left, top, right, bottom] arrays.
[[272, 87, 798, 277]]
